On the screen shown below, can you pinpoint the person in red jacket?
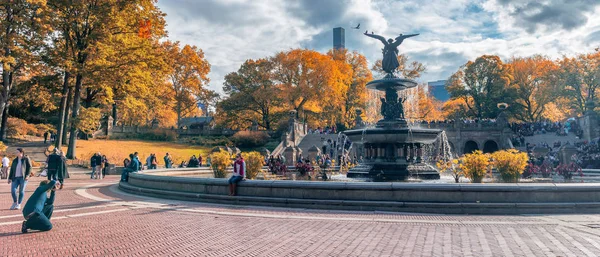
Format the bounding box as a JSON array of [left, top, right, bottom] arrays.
[[228, 154, 245, 196]]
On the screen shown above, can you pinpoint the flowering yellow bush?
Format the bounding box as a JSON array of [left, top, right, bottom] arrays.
[[210, 150, 232, 178], [244, 151, 264, 179], [459, 150, 490, 183], [437, 159, 462, 183], [492, 149, 529, 182]]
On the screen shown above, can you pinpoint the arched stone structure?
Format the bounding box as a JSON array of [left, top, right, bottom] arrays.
[[464, 140, 479, 154], [483, 140, 499, 153]]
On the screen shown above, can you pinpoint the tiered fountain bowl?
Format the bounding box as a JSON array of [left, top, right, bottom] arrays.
[[344, 76, 442, 181]]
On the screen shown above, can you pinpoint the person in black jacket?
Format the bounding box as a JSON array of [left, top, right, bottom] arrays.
[[46, 149, 68, 189], [8, 148, 32, 210], [90, 153, 102, 179]]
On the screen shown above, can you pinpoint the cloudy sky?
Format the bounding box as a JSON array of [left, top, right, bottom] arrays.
[[157, 0, 600, 93]]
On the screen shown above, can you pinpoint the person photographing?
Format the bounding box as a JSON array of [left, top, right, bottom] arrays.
[[21, 180, 60, 233]]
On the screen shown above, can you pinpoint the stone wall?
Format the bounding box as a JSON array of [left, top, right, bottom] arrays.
[[122, 169, 600, 214]]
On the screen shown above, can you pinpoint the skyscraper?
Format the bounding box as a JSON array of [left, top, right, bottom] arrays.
[[333, 27, 345, 50], [428, 80, 450, 102]]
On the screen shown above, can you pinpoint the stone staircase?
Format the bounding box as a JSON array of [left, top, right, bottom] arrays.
[[296, 134, 339, 155], [516, 132, 580, 151], [6, 140, 50, 164]]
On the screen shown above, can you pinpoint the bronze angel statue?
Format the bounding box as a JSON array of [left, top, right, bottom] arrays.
[[364, 32, 419, 75]]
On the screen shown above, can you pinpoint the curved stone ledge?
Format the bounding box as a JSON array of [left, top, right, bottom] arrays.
[[120, 169, 600, 214]]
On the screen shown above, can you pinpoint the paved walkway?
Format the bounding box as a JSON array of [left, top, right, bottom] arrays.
[[5, 139, 51, 163], [2, 173, 600, 256]]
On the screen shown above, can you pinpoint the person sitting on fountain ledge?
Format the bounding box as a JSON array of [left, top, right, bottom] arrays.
[[228, 153, 246, 196]]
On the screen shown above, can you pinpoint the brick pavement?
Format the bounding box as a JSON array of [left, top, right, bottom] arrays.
[[1, 174, 600, 256]]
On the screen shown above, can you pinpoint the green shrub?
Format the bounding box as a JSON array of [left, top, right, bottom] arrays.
[[244, 151, 264, 179], [182, 136, 232, 146], [211, 150, 232, 178], [139, 129, 178, 141], [231, 131, 270, 148]]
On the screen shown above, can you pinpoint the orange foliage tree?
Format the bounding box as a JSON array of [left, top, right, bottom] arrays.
[[163, 41, 211, 128], [272, 49, 352, 127], [329, 49, 372, 128], [509, 56, 560, 122]]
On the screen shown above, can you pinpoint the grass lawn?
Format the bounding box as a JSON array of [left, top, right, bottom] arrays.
[[62, 139, 210, 166]]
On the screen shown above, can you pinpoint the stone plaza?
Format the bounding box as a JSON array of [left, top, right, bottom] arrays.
[[2, 172, 600, 256]]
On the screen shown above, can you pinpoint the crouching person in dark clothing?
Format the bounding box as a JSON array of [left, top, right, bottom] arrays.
[[21, 180, 59, 233]]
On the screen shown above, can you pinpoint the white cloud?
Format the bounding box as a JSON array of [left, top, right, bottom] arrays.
[[157, 0, 600, 94]]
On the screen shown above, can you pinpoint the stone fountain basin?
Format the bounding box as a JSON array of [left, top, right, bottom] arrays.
[[344, 127, 441, 144], [366, 77, 418, 91]]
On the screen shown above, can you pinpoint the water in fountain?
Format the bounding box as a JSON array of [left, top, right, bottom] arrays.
[[437, 131, 454, 161]]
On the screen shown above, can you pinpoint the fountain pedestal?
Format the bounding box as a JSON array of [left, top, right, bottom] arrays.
[[344, 76, 442, 180]]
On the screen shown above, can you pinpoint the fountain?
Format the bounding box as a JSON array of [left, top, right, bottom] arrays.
[[344, 32, 442, 180]]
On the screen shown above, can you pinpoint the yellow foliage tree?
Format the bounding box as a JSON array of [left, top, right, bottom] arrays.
[[210, 150, 231, 178], [491, 149, 529, 182], [163, 41, 211, 128], [244, 151, 264, 179], [459, 150, 491, 183], [437, 159, 462, 183]]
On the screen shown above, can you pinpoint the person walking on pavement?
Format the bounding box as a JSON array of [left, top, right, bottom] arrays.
[[46, 149, 68, 189], [1, 154, 9, 180], [43, 131, 49, 144], [8, 148, 31, 210], [90, 153, 102, 179], [21, 180, 60, 233]]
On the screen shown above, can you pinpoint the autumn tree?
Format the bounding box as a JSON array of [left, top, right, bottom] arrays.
[[220, 58, 281, 130], [558, 50, 600, 116], [0, 0, 50, 141], [329, 49, 372, 128], [509, 56, 560, 122], [272, 49, 352, 127], [197, 88, 220, 116], [403, 85, 443, 121], [164, 42, 210, 128], [442, 97, 472, 120], [446, 55, 514, 119], [47, 0, 168, 158]]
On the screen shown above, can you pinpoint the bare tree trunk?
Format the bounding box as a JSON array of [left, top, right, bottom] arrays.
[[0, 69, 10, 141], [62, 87, 72, 145], [0, 101, 9, 141], [55, 72, 70, 149], [66, 74, 82, 159], [112, 103, 117, 126], [176, 100, 181, 129]]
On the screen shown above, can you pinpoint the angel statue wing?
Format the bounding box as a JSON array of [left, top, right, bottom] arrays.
[[364, 32, 388, 45]]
